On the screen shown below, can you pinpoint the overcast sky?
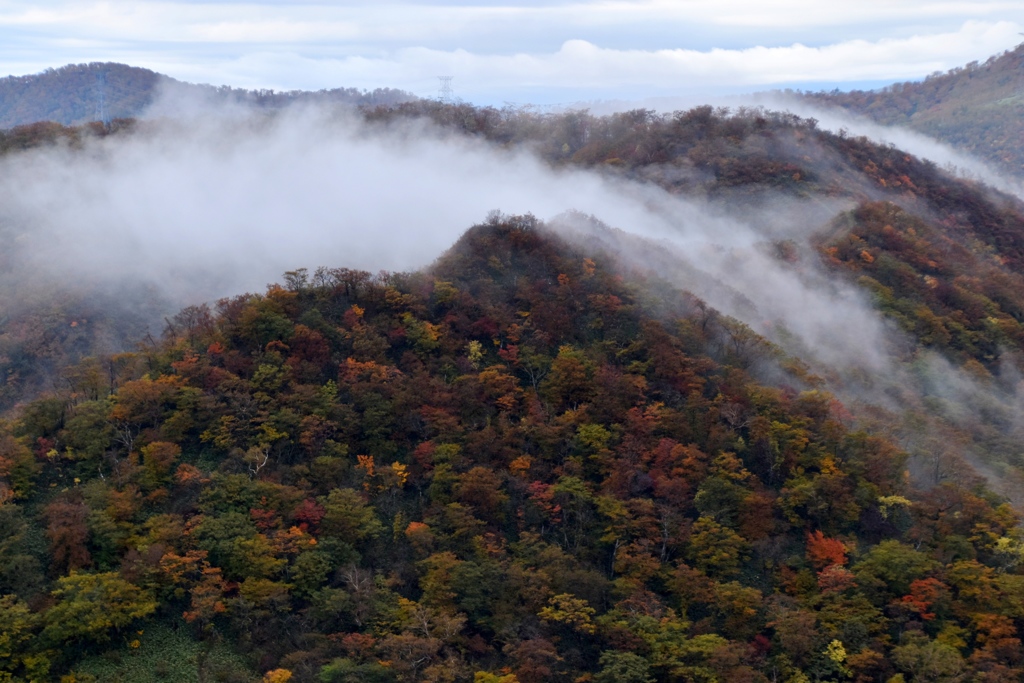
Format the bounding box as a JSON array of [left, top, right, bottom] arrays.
[[1, 1, 1022, 104]]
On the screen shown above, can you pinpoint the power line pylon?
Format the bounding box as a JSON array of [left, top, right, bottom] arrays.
[[95, 71, 109, 125], [438, 76, 454, 103]]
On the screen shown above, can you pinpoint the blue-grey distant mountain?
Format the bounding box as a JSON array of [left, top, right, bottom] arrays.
[[0, 62, 417, 129]]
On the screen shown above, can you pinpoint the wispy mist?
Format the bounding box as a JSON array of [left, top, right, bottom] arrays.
[[0, 97, 891, 370], [753, 93, 1024, 199], [583, 90, 1024, 200], [1, 94, 1022, 494]]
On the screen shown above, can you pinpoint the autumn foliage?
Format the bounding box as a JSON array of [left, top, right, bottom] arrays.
[[2, 86, 1024, 680]]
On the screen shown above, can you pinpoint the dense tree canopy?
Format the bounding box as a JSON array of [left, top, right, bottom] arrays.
[[1, 78, 1024, 681], [1, 217, 1022, 681]]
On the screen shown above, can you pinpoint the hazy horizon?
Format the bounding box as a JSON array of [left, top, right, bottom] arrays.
[[0, 1, 1021, 104]]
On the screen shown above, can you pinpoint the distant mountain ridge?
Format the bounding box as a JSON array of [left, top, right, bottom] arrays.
[[0, 63, 162, 128], [799, 43, 1024, 178], [0, 62, 418, 129]]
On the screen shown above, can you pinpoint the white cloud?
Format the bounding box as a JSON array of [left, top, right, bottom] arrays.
[[159, 20, 1020, 98], [0, 1, 1021, 100]]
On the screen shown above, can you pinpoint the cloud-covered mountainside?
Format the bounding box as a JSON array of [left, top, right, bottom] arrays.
[[799, 43, 1024, 180], [2, 95, 1024, 681], [0, 62, 415, 129]]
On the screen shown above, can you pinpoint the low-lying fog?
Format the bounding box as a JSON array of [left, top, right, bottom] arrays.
[[0, 92, 1020, 493], [0, 96, 878, 360]]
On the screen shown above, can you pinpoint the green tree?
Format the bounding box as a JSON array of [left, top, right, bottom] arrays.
[[41, 571, 157, 646], [0, 433, 39, 499], [0, 594, 50, 682], [853, 540, 938, 602], [686, 516, 748, 577], [594, 651, 654, 683], [891, 633, 966, 682], [320, 658, 396, 683], [139, 441, 180, 490], [541, 346, 594, 408], [319, 488, 383, 545], [0, 504, 43, 598]]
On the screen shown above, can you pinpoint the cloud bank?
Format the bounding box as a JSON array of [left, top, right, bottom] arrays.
[[0, 1, 1020, 102]]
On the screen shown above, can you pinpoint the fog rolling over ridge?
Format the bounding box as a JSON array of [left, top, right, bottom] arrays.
[[752, 93, 1024, 201], [587, 90, 1024, 200], [0, 100, 887, 369], [1, 96, 1022, 492]]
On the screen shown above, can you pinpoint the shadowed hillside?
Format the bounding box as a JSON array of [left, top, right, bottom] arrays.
[[0, 63, 163, 128], [0, 62, 417, 129], [799, 44, 1024, 178]]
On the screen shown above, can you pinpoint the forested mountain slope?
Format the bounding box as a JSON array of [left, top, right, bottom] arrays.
[[4, 103, 1024, 488], [0, 63, 161, 128], [1, 97, 1024, 681], [4, 217, 1024, 682], [367, 101, 1024, 373], [0, 62, 416, 129], [798, 44, 1024, 179]]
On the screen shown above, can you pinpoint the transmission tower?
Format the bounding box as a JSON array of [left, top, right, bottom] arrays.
[[95, 71, 109, 125], [438, 76, 454, 103]]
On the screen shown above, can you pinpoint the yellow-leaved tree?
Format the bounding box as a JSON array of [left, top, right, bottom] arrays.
[[41, 572, 157, 646]]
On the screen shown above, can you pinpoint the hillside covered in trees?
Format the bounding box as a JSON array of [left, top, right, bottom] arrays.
[[1, 92, 1024, 681], [4, 216, 1024, 682], [0, 62, 415, 129], [363, 99, 1024, 378], [799, 43, 1024, 179]]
